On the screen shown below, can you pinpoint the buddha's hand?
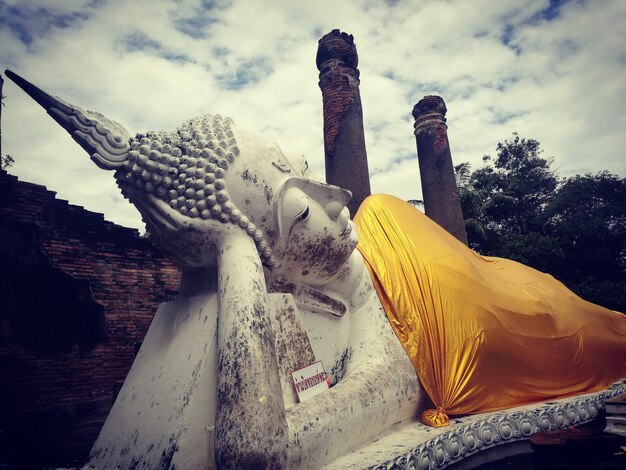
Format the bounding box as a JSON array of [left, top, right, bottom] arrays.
[[133, 192, 255, 268]]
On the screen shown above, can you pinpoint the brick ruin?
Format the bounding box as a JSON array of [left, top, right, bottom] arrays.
[[413, 96, 468, 245], [317, 29, 371, 217], [0, 169, 180, 467], [318, 31, 466, 243]]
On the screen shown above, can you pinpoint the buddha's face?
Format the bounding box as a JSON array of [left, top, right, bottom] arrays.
[[224, 127, 358, 287], [270, 180, 357, 287]]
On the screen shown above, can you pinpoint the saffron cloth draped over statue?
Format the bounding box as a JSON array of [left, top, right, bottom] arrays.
[[355, 194, 626, 427]]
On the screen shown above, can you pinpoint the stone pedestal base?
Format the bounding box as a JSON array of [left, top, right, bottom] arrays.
[[323, 379, 626, 469], [604, 392, 626, 437]]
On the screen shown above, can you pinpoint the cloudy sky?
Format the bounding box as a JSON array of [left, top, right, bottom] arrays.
[[1, 0, 624, 231]]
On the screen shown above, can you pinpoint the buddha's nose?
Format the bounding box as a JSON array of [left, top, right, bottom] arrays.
[[324, 187, 352, 220]]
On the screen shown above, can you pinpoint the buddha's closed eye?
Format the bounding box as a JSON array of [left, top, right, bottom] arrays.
[[289, 205, 310, 236], [295, 206, 310, 224]]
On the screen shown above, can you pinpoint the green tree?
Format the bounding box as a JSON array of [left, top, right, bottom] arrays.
[[454, 161, 472, 191], [455, 161, 516, 245], [463, 134, 560, 269], [0, 73, 13, 170], [473, 133, 557, 233], [545, 172, 626, 311], [1, 154, 14, 170], [1, 73, 4, 167], [407, 199, 424, 210], [462, 134, 626, 312]]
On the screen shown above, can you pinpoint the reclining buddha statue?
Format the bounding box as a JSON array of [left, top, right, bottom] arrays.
[[6, 70, 626, 470]]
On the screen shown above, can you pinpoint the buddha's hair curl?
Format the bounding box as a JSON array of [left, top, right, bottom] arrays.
[[114, 114, 277, 267]]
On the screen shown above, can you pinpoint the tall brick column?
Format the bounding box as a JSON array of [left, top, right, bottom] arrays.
[[413, 96, 468, 245], [316, 29, 371, 217]]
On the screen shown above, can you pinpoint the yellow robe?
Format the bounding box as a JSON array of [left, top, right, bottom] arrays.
[[355, 194, 626, 427]]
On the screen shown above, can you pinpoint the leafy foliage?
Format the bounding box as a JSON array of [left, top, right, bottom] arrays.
[[545, 172, 626, 310], [407, 199, 425, 211], [462, 134, 626, 312], [1, 74, 11, 170], [1, 154, 14, 170]]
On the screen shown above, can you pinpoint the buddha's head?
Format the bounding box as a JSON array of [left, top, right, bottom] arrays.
[[117, 114, 358, 288], [7, 70, 358, 289]]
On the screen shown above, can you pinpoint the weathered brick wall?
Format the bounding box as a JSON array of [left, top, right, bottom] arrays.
[[0, 169, 181, 466]]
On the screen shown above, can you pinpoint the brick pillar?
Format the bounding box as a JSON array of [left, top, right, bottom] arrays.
[[412, 96, 468, 245], [316, 29, 371, 217]]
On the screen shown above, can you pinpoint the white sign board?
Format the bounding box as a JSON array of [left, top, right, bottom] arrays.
[[291, 361, 329, 402]]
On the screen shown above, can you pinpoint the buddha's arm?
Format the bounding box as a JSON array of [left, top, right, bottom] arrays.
[[214, 235, 289, 469], [285, 300, 422, 469], [214, 239, 421, 468]]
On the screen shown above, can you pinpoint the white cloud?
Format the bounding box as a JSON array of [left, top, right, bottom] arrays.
[[1, 0, 624, 233]]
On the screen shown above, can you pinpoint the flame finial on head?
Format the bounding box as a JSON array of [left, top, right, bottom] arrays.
[[5, 69, 130, 170]]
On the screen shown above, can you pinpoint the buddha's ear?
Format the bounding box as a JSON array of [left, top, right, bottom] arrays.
[[5, 69, 130, 170]]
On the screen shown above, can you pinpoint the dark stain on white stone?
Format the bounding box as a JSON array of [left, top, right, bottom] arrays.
[[158, 433, 180, 470], [240, 169, 258, 184], [264, 185, 273, 204], [329, 347, 352, 386]]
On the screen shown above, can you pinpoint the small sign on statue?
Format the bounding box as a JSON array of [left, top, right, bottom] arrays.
[[292, 361, 329, 402]]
